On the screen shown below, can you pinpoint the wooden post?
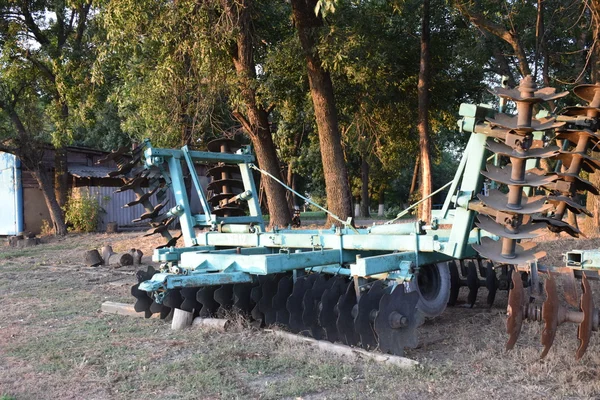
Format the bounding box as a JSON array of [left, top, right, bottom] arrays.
[[271, 330, 418, 368], [171, 308, 194, 330], [129, 248, 144, 265], [101, 245, 116, 266], [106, 222, 119, 233], [118, 253, 134, 266], [191, 317, 230, 331], [101, 301, 158, 318]]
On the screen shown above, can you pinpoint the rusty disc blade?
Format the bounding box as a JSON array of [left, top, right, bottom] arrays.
[[506, 267, 524, 351], [492, 85, 568, 103], [207, 164, 241, 178], [207, 138, 241, 153], [556, 130, 600, 148], [473, 237, 546, 266], [207, 178, 245, 192], [555, 172, 600, 195], [573, 83, 600, 104], [546, 195, 592, 216], [533, 216, 584, 238], [576, 273, 594, 360], [476, 215, 547, 240], [541, 273, 559, 358], [486, 114, 564, 131], [481, 165, 557, 187], [562, 270, 580, 308], [555, 152, 600, 175], [560, 106, 600, 117], [486, 140, 559, 159], [478, 190, 553, 215]]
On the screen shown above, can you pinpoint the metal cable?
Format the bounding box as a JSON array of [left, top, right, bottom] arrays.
[[248, 163, 358, 232]]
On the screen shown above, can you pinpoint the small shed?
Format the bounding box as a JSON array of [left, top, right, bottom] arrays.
[[0, 145, 188, 235]]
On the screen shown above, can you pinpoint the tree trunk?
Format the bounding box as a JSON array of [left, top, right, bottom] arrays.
[[54, 146, 69, 208], [409, 155, 420, 200], [491, 44, 517, 87], [286, 161, 296, 211], [583, 0, 600, 236], [290, 0, 353, 226], [31, 165, 67, 236], [457, 2, 531, 77], [378, 185, 385, 217], [225, 0, 291, 228], [418, 0, 432, 223], [360, 156, 370, 217]]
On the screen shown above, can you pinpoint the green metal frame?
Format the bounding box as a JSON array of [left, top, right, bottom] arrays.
[[136, 105, 498, 296]]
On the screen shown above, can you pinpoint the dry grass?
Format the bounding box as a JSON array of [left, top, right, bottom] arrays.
[[1, 231, 600, 399]]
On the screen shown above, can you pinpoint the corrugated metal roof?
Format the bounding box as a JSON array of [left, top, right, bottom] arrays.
[[68, 164, 114, 178]]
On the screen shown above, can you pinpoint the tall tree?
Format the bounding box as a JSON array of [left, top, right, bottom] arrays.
[[0, 1, 92, 235], [223, 0, 292, 227], [456, 0, 531, 78], [418, 0, 433, 222], [290, 0, 353, 225], [100, 0, 292, 226]]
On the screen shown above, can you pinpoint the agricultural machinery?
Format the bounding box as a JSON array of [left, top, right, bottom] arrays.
[[100, 78, 600, 358]]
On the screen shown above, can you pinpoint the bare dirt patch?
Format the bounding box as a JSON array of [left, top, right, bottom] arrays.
[[1, 231, 600, 399]]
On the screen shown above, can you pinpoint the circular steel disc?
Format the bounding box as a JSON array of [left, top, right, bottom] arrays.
[[318, 277, 347, 343], [196, 286, 219, 317], [374, 285, 421, 356], [466, 260, 479, 307], [448, 260, 461, 306], [336, 281, 358, 346], [258, 275, 282, 326], [180, 287, 200, 313], [214, 285, 234, 317], [354, 280, 386, 350], [287, 276, 311, 334], [273, 275, 293, 326], [302, 275, 333, 339], [233, 282, 254, 315]]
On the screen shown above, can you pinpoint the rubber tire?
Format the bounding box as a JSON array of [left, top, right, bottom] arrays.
[[415, 262, 451, 318]]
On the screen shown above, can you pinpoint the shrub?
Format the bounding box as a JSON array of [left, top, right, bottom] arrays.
[[65, 191, 104, 232], [40, 219, 53, 236], [384, 205, 401, 219]]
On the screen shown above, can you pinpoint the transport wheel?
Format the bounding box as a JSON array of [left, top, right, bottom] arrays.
[[415, 262, 451, 317]]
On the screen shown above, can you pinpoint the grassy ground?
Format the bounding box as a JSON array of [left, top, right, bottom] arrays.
[[2, 232, 600, 399]]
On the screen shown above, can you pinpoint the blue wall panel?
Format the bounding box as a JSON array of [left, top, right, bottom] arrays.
[[0, 152, 23, 235]]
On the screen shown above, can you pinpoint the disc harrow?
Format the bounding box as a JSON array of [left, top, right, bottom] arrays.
[[102, 80, 600, 360]]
